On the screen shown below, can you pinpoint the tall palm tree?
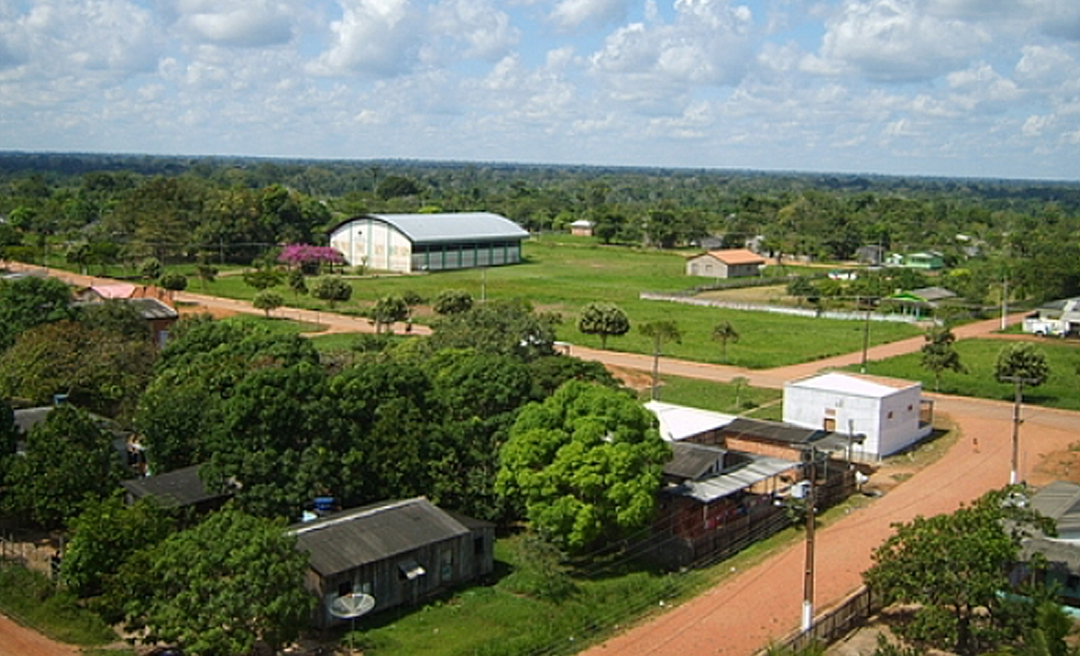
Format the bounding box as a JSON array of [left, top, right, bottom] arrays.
[[639, 320, 682, 401], [712, 320, 740, 363]]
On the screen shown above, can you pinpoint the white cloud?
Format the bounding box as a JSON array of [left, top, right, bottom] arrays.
[[588, 0, 756, 101], [308, 0, 421, 77], [427, 0, 520, 61], [1027, 0, 1080, 41], [550, 0, 629, 31], [817, 0, 990, 82], [173, 0, 295, 48]]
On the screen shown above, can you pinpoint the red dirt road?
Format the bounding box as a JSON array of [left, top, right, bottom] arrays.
[[0, 613, 77, 656]]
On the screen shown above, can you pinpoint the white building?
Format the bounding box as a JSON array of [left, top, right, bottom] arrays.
[[329, 212, 529, 274], [782, 372, 933, 461]]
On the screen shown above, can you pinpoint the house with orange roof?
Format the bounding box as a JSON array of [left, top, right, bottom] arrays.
[[685, 248, 765, 279]]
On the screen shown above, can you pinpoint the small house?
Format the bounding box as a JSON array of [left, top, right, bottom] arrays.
[[888, 251, 944, 270], [568, 219, 594, 236], [120, 464, 232, 514], [1013, 482, 1080, 607], [686, 249, 765, 279], [1023, 297, 1080, 337], [290, 497, 495, 627], [783, 372, 933, 461]]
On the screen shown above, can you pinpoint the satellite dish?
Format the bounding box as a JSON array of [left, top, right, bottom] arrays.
[[329, 592, 376, 620]]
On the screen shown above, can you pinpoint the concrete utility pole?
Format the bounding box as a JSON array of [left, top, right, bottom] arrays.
[[1000, 375, 1040, 485], [802, 449, 817, 633], [860, 300, 872, 374]]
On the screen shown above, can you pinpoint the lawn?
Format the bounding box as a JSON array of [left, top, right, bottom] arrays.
[[653, 375, 784, 418], [853, 338, 1080, 411], [182, 238, 923, 369]]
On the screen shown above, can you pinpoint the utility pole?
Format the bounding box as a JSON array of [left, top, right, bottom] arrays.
[[860, 298, 872, 374], [802, 448, 817, 633], [1001, 274, 1009, 331], [1000, 375, 1040, 485]]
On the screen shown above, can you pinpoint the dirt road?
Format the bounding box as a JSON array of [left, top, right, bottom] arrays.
[[0, 613, 77, 656]]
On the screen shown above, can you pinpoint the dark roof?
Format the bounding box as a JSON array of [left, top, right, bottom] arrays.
[[120, 465, 228, 508], [664, 442, 752, 481], [290, 497, 471, 577], [722, 417, 830, 446]]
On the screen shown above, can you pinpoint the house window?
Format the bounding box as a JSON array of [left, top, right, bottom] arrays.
[[441, 549, 453, 581], [887, 411, 894, 419], [398, 559, 426, 581], [338, 580, 352, 597]]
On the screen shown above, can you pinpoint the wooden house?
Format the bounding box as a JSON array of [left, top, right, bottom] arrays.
[[290, 497, 495, 627]]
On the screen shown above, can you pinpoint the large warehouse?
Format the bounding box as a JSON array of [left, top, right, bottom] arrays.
[[328, 212, 530, 273]]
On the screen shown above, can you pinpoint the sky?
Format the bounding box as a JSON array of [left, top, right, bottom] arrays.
[[2, 0, 1079, 181]]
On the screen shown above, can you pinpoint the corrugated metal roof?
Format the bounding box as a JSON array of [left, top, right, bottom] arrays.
[[645, 401, 737, 442], [126, 298, 179, 320], [664, 455, 799, 503], [1032, 481, 1080, 535], [355, 212, 529, 245], [664, 442, 753, 480], [290, 497, 470, 577]]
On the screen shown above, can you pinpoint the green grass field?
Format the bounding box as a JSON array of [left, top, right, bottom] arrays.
[[855, 338, 1080, 411], [186, 238, 923, 369]]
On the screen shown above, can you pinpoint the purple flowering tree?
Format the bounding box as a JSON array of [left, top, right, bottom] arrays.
[[277, 244, 345, 275]]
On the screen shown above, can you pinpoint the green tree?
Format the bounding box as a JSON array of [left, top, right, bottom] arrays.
[[372, 294, 409, 334], [0, 275, 75, 351], [77, 299, 151, 341], [158, 272, 188, 294], [433, 289, 474, 315], [286, 268, 307, 301], [376, 174, 422, 200], [139, 257, 163, 280], [4, 405, 124, 528], [429, 299, 559, 360], [195, 260, 218, 291], [921, 326, 965, 392], [125, 506, 314, 656], [711, 320, 740, 363], [863, 487, 1053, 655], [62, 494, 172, 600], [0, 320, 157, 419], [310, 276, 352, 308], [252, 290, 284, 318], [242, 267, 283, 292], [577, 302, 630, 349], [495, 380, 671, 552], [639, 320, 682, 401], [995, 342, 1050, 388]]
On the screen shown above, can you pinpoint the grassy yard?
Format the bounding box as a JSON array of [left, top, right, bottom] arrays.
[[853, 338, 1080, 411], [0, 564, 119, 648], [653, 375, 784, 418], [183, 238, 923, 369]]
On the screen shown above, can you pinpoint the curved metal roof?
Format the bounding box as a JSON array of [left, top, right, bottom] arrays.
[[333, 212, 529, 245]]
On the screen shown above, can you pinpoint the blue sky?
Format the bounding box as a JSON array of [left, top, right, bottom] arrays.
[[2, 0, 1079, 180]]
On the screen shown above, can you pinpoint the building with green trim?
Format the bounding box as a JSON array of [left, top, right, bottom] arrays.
[[329, 212, 529, 273]]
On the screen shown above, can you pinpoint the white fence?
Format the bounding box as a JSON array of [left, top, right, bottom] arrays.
[[639, 292, 937, 325]]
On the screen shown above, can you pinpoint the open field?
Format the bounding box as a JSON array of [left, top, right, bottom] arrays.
[[180, 239, 923, 369], [852, 337, 1080, 412]]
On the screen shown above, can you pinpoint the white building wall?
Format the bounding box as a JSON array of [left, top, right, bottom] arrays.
[[783, 382, 927, 460], [330, 219, 415, 273]]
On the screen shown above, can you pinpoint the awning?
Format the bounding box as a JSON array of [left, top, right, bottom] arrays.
[[398, 559, 426, 580]]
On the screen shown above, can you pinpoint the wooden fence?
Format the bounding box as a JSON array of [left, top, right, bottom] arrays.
[[762, 586, 881, 654]]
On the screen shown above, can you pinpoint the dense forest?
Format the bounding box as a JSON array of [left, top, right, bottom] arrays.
[[2, 151, 1079, 304]]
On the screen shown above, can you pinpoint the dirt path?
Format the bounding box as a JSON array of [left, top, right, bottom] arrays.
[[0, 613, 77, 656]]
